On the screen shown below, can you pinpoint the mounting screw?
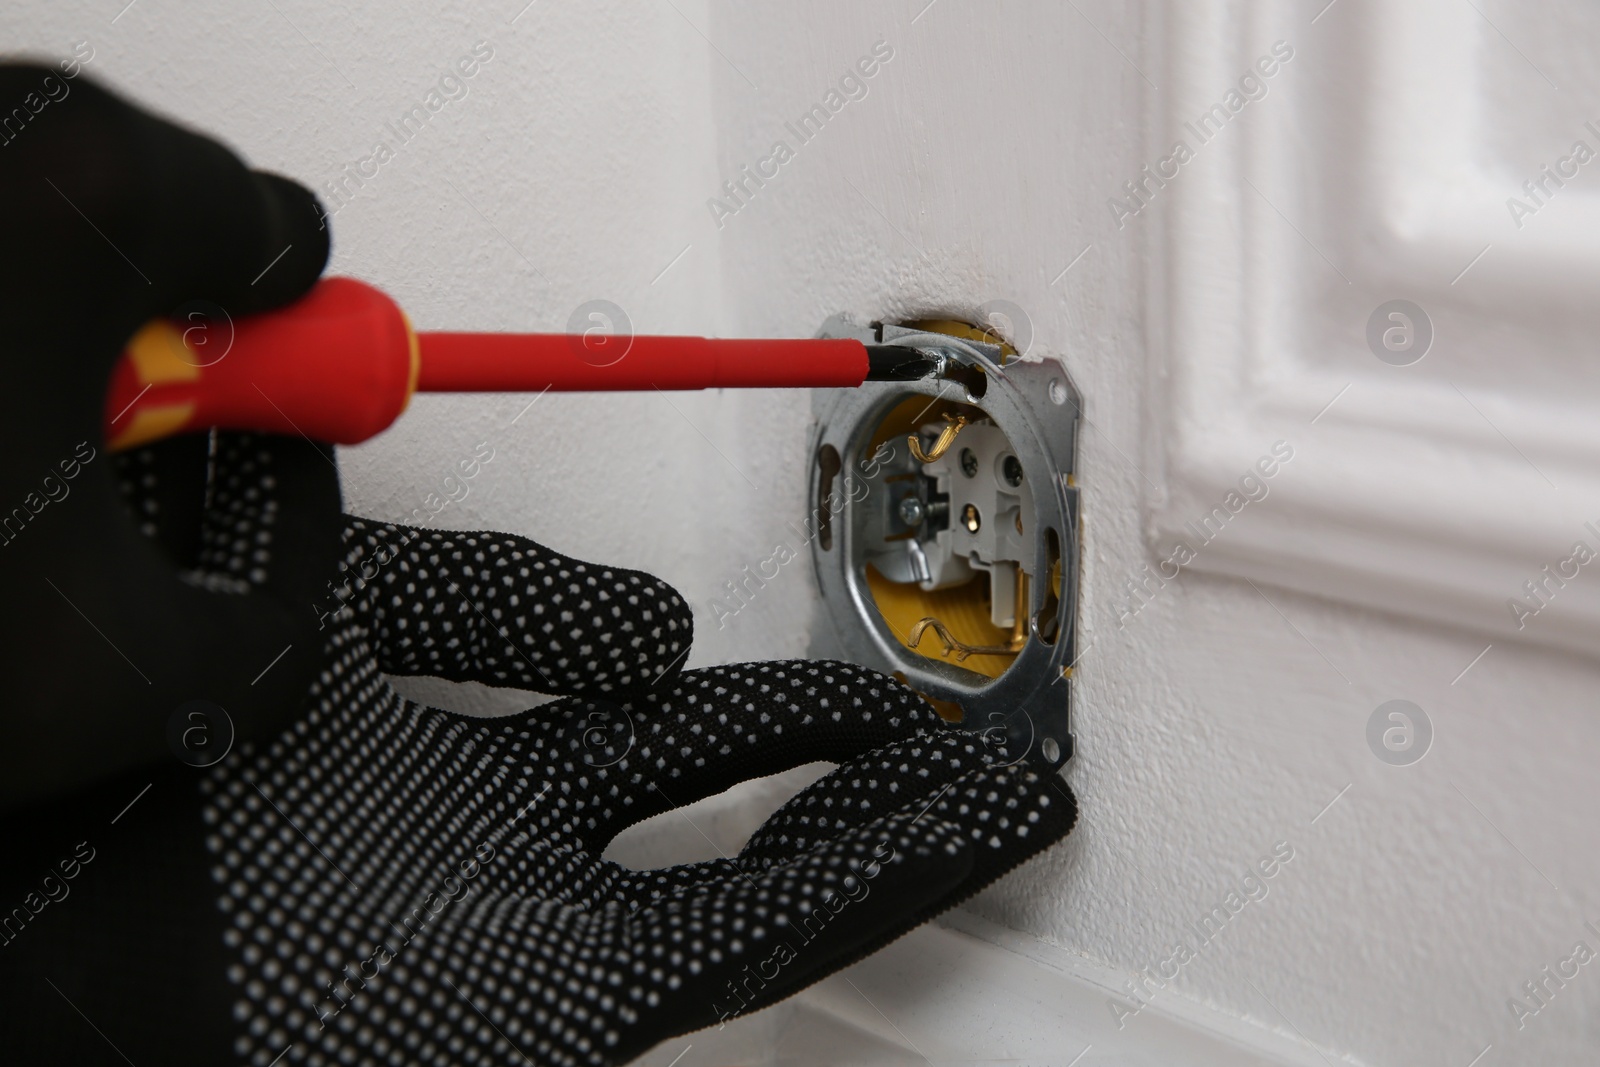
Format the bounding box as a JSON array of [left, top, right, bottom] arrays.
[[1002, 455, 1024, 487], [962, 503, 981, 533], [960, 448, 979, 478], [898, 496, 925, 526]]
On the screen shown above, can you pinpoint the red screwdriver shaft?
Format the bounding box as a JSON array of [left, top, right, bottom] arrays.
[[104, 277, 881, 451], [416, 332, 867, 393]]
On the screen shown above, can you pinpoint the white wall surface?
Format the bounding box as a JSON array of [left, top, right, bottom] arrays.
[[11, 2, 1600, 1064]]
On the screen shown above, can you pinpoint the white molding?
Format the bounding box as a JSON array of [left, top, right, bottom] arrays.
[[1146, 0, 1600, 657], [627, 909, 1349, 1066]]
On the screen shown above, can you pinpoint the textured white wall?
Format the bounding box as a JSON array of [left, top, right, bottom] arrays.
[[2, 0, 797, 677], [12, 2, 1600, 1064], [633, 5, 1600, 1065]]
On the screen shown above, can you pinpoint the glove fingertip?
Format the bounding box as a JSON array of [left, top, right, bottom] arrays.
[[234, 171, 331, 313]]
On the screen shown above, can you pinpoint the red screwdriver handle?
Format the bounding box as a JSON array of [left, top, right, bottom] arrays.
[[105, 277, 417, 451], [104, 276, 874, 452]]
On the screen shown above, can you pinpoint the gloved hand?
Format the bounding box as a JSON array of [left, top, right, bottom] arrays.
[[0, 61, 342, 807], [182, 513, 1076, 1066], [0, 61, 1079, 1067]]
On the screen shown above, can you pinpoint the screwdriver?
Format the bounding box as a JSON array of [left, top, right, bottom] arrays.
[[103, 277, 980, 452]]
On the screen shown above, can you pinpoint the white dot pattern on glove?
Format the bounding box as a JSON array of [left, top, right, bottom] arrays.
[[201, 651, 1018, 1065], [336, 519, 691, 697], [112, 435, 285, 591], [114, 446, 164, 540], [113, 451, 1077, 1067]]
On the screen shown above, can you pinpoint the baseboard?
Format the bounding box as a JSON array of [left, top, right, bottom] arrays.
[[627, 908, 1361, 1067]]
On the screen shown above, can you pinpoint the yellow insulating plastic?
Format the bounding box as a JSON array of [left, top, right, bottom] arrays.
[[903, 318, 1017, 362], [866, 393, 981, 462], [866, 562, 1016, 681], [125, 320, 202, 385], [861, 320, 1049, 718], [109, 403, 196, 451]]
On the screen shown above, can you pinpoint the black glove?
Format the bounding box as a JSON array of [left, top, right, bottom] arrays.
[[0, 62, 342, 806], [0, 63, 1079, 1067], [8, 454, 1078, 1065], [182, 516, 1078, 1066]]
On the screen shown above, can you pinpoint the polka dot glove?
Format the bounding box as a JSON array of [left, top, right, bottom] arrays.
[[2, 62, 1079, 1065], [0, 64, 341, 807], [197, 510, 1078, 1066]]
